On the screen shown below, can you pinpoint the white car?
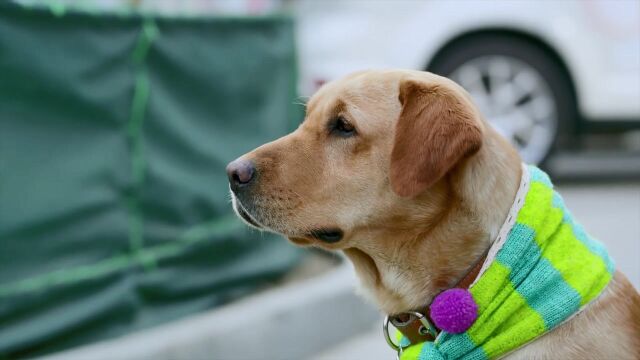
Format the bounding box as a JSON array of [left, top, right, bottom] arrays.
[[293, 0, 640, 164]]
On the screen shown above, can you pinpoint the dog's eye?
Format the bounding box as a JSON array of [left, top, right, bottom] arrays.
[[329, 116, 356, 137]]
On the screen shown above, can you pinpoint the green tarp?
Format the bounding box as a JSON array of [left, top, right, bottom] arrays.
[[0, 3, 302, 357]]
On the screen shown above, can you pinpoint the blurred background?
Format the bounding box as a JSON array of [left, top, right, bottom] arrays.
[[0, 0, 638, 359]]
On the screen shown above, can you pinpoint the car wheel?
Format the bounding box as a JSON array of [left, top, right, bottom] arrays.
[[428, 34, 576, 165]]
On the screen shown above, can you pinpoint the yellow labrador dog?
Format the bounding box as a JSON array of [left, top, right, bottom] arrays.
[[227, 70, 639, 359]]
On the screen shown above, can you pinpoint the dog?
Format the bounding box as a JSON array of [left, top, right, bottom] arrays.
[[226, 70, 640, 359]]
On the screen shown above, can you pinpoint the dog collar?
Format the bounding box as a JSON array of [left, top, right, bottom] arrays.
[[383, 164, 614, 360], [383, 250, 488, 348]]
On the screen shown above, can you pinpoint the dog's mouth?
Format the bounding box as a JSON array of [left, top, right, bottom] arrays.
[[231, 195, 264, 230], [237, 206, 261, 228], [230, 191, 344, 244], [288, 228, 343, 246], [308, 228, 344, 243]]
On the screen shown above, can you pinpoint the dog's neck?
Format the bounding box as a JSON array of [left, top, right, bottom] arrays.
[[345, 128, 522, 315], [452, 128, 523, 246]]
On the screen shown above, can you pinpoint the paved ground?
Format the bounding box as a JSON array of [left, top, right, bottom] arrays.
[[315, 181, 640, 360]]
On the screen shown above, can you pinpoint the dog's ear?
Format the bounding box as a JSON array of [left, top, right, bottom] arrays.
[[390, 79, 483, 197]]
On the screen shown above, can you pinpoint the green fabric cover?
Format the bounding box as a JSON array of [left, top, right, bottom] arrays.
[[0, 3, 302, 358]]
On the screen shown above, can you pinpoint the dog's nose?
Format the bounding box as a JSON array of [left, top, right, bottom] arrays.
[[226, 159, 255, 190]]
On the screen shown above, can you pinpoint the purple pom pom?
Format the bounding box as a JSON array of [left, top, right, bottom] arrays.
[[430, 288, 478, 334]]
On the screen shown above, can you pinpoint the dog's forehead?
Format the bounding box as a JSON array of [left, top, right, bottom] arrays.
[[306, 72, 401, 124]]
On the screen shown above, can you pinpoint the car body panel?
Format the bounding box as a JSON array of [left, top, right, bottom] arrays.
[[295, 0, 640, 122]]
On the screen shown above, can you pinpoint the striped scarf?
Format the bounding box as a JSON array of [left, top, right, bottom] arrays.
[[399, 165, 614, 360]]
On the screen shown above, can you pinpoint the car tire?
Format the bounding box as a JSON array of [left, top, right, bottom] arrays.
[[428, 34, 577, 165]]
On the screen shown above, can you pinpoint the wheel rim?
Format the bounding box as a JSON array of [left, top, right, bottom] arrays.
[[450, 55, 558, 164]]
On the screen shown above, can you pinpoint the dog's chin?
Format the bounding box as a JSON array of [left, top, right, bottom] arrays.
[[288, 236, 313, 246]]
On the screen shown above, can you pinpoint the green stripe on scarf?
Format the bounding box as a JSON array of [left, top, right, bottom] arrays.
[[399, 165, 614, 360]]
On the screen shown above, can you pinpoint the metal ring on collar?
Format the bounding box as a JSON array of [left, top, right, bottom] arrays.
[[382, 311, 439, 352], [383, 315, 403, 351]]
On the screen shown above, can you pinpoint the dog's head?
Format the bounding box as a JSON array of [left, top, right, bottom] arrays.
[[227, 70, 484, 248]]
